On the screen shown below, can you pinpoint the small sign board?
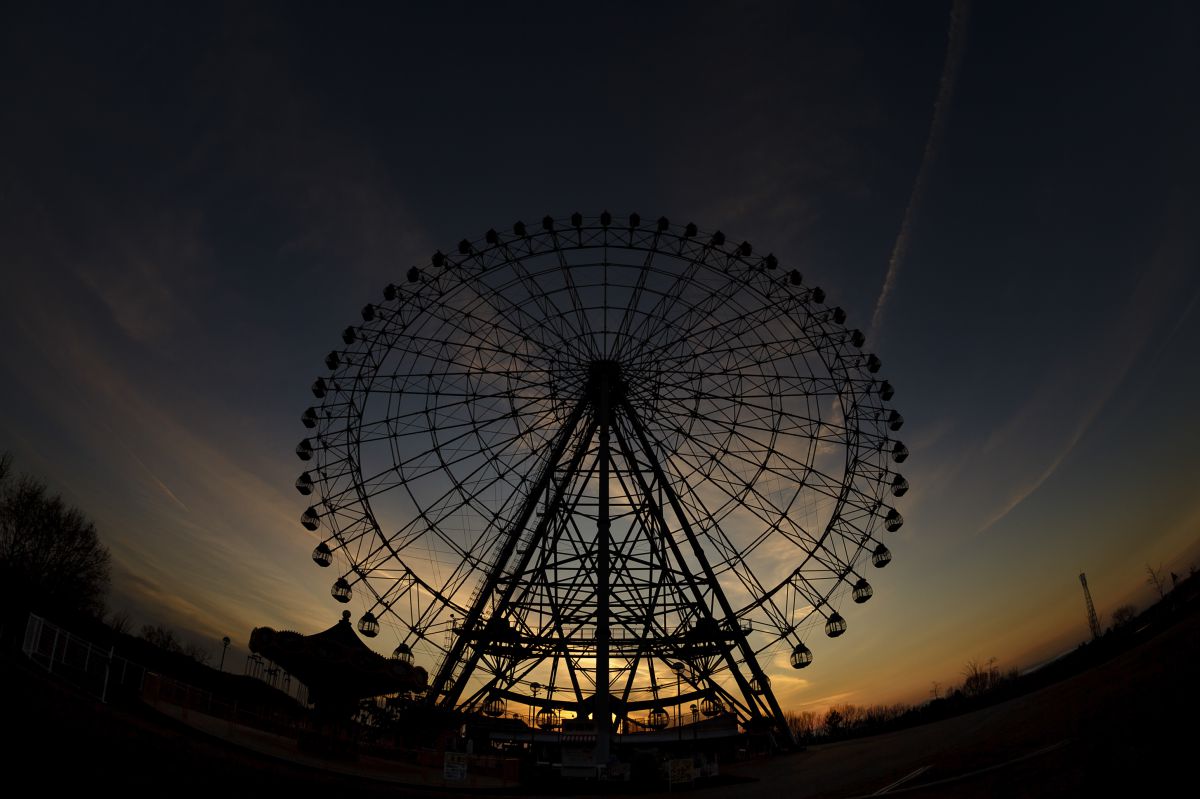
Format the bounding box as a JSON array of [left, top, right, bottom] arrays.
[[668, 757, 695, 785], [443, 752, 468, 781]]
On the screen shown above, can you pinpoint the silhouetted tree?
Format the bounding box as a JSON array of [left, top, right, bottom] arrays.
[[823, 707, 844, 736], [141, 623, 183, 653], [831, 703, 866, 730], [962, 657, 1003, 697], [183, 642, 212, 666], [140, 623, 213, 665], [863, 703, 910, 728], [1111, 604, 1138, 628], [784, 710, 820, 741], [106, 609, 132, 635], [1145, 564, 1167, 599], [0, 453, 111, 629]]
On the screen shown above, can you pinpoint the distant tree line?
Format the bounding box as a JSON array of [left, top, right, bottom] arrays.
[[783, 654, 1017, 744], [782, 654, 1023, 744], [140, 622, 213, 665], [784, 702, 914, 742], [784, 565, 1200, 745]]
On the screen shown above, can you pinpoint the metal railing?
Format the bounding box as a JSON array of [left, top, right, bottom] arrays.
[[22, 613, 306, 736], [142, 672, 303, 736], [22, 613, 145, 703]]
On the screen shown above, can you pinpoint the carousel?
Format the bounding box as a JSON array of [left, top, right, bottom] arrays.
[[250, 611, 428, 755]]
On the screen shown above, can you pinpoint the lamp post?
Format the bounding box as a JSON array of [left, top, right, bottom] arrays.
[[219, 636, 231, 672], [671, 662, 685, 729]]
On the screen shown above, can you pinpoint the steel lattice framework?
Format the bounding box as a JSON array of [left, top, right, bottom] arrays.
[[295, 212, 908, 748]]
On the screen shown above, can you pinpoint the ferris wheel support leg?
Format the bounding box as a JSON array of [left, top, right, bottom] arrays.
[[459, 647, 555, 711], [437, 416, 599, 709], [611, 421, 754, 717], [611, 419, 759, 717], [619, 397, 795, 745], [594, 362, 614, 768], [427, 397, 594, 707], [609, 423, 728, 635]]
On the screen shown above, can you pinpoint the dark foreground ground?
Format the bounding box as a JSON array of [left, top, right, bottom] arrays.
[[6, 605, 1198, 798], [721, 603, 1199, 798]]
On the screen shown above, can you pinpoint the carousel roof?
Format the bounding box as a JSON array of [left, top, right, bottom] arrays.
[[250, 611, 427, 701]]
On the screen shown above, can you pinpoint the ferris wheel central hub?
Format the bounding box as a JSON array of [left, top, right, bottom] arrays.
[[585, 359, 625, 404]]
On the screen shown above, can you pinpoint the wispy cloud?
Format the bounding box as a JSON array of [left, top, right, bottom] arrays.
[[0, 21, 436, 649], [789, 690, 858, 713], [6, 310, 332, 634], [974, 416, 1092, 536], [870, 0, 971, 339], [973, 225, 1197, 535], [73, 209, 209, 348], [110, 435, 191, 514]]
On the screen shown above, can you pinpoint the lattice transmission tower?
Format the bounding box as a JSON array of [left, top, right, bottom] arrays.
[[1079, 572, 1101, 639]]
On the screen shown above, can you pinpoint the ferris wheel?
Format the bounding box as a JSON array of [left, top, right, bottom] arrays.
[[295, 212, 907, 742]]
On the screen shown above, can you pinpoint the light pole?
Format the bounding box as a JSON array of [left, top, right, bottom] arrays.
[[219, 636, 231, 672], [671, 662, 685, 729]]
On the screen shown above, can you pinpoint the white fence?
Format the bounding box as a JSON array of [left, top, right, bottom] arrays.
[[22, 613, 145, 703]]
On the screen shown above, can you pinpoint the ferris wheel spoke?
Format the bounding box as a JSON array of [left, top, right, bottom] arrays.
[[386, 404, 557, 477], [651, 416, 845, 509], [536, 230, 602, 360], [677, 421, 860, 503], [352, 438, 549, 559], [442, 259, 588, 358], [646, 337, 831, 392], [613, 249, 726, 363], [356, 394, 559, 442], [376, 316, 557, 370], [628, 281, 799, 369], [641, 362, 842, 398], [648, 412, 825, 482], [610, 237, 667, 361], [329, 420, 543, 509], [646, 425, 865, 583], [634, 240, 760, 341], [485, 240, 590, 350]]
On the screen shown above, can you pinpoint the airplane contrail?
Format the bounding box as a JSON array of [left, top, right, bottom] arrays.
[[869, 0, 971, 340]]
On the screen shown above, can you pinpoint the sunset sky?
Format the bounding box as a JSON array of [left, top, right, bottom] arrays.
[[2, 2, 1198, 713]]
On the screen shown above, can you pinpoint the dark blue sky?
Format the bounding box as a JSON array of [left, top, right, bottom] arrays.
[[2, 1, 1197, 709]]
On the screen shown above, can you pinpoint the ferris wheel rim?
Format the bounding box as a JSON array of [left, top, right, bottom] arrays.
[[298, 212, 906, 720]]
